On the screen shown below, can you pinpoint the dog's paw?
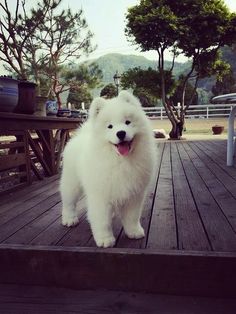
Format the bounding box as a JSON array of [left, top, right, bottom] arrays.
[[125, 225, 145, 239], [62, 215, 79, 227], [94, 234, 116, 248]]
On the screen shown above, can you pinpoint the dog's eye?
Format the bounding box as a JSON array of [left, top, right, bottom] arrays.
[[125, 120, 131, 125], [107, 124, 113, 129]]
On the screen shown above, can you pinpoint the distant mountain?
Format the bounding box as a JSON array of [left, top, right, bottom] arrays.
[[89, 50, 236, 97], [91, 53, 191, 87]]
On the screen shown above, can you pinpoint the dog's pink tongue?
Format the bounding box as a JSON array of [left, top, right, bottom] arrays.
[[117, 142, 130, 156]]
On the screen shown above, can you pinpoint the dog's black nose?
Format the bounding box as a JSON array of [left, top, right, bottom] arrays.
[[116, 130, 126, 140]]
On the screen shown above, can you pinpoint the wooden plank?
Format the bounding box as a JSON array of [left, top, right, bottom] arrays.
[[28, 132, 52, 176], [186, 142, 236, 233], [116, 142, 165, 249], [0, 284, 236, 314], [3, 202, 62, 245], [177, 143, 236, 252], [147, 142, 177, 250], [56, 198, 91, 247], [36, 130, 51, 153], [55, 129, 67, 172], [42, 130, 56, 175], [19, 131, 31, 185], [194, 141, 236, 199], [0, 182, 28, 197], [0, 174, 59, 207], [0, 192, 60, 242], [31, 198, 86, 246], [0, 245, 236, 297], [0, 142, 24, 149], [0, 172, 27, 184], [171, 142, 210, 251], [30, 159, 44, 180], [196, 140, 236, 180], [0, 178, 59, 216], [0, 130, 27, 136], [0, 112, 81, 131], [0, 153, 26, 171]]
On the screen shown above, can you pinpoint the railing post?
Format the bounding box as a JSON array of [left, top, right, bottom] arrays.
[[227, 106, 236, 166], [161, 107, 163, 120], [206, 106, 209, 119]]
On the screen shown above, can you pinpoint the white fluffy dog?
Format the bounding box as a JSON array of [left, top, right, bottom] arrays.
[[60, 91, 155, 248]]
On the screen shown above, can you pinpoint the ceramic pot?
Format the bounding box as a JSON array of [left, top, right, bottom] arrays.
[[14, 80, 37, 114], [46, 100, 58, 116], [35, 96, 47, 116], [57, 108, 71, 117], [0, 76, 19, 112], [70, 109, 80, 118]]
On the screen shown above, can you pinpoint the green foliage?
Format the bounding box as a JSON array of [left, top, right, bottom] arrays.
[[212, 69, 236, 96], [121, 67, 175, 98], [0, 0, 97, 106], [125, 1, 180, 51], [170, 75, 198, 105], [67, 85, 92, 109], [125, 0, 236, 138], [64, 62, 103, 107], [197, 88, 212, 105], [100, 84, 117, 98]]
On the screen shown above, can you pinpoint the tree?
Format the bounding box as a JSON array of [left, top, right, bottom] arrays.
[[65, 62, 103, 108], [212, 68, 236, 96], [170, 75, 198, 106], [31, 0, 95, 107], [0, 0, 96, 108], [0, 0, 51, 80], [67, 85, 92, 109], [100, 84, 117, 98], [121, 66, 175, 106], [126, 0, 236, 139]]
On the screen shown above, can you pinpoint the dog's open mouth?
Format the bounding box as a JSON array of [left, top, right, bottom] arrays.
[[115, 141, 132, 156]]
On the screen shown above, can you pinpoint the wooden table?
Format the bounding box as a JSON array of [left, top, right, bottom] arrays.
[[0, 112, 81, 183]]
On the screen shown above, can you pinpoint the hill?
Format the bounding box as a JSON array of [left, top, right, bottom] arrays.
[[89, 49, 236, 97], [91, 53, 191, 87]]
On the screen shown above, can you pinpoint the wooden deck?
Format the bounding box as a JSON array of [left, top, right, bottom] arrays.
[[0, 139, 236, 297]]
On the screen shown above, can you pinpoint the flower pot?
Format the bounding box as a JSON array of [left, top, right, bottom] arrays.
[[0, 76, 19, 112], [46, 100, 58, 116], [35, 95, 47, 116], [212, 125, 224, 135], [14, 81, 37, 114]]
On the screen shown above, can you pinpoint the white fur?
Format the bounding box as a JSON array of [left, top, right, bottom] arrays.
[[60, 91, 156, 248]]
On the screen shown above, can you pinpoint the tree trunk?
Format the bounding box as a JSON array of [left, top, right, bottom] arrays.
[[169, 120, 184, 140]]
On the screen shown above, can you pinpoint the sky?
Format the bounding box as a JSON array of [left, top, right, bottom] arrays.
[[2, 0, 236, 66], [64, 0, 236, 62]]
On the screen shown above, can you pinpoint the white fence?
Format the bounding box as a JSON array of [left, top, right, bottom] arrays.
[[144, 103, 236, 120]]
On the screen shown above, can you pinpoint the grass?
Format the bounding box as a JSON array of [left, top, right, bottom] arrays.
[[150, 117, 228, 135]]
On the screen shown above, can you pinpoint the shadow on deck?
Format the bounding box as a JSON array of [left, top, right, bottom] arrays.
[[0, 139, 236, 297]]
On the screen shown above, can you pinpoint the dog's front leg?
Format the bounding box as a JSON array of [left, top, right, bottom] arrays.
[[87, 197, 115, 248], [120, 194, 145, 239]]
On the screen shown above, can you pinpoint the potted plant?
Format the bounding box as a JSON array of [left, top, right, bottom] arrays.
[[212, 125, 224, 135], [0, 1, 49, 114]]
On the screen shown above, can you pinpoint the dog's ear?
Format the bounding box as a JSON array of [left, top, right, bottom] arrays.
[[89, 97, 106, 119], [118, 90, 142, 108]]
